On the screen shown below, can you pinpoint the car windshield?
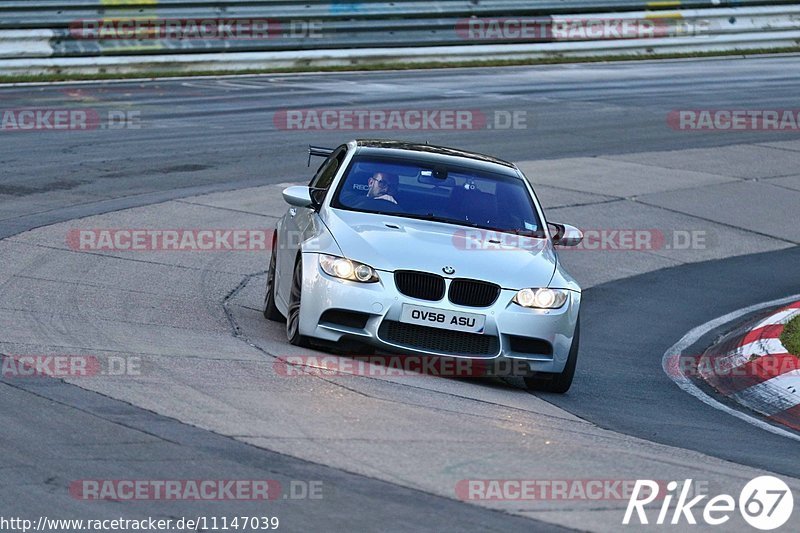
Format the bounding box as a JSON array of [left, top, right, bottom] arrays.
[[331, 155, 544, 236]]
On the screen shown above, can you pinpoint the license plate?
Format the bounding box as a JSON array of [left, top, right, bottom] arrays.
[[400, 304, 486, 334]]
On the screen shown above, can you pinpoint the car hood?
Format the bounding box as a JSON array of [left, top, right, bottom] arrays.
[[322, 209, 557, 289]]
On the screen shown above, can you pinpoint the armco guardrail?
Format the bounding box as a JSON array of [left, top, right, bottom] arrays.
[[0, 1, 799, 75], [2, 1, 796, 27]]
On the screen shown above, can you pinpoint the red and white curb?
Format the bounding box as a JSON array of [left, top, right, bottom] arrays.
[[698, 301, 800, 431], [663, 294, 800, 441]]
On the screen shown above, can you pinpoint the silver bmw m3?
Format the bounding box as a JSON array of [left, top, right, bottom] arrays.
[[264, 140, 584, 392]]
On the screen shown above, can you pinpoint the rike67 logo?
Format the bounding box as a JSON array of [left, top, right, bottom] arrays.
[[624, 477, 793, 530]]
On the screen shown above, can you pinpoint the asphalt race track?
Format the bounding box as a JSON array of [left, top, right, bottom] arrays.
[[557, 246, 800, 476], [1, 56, 800, 531]]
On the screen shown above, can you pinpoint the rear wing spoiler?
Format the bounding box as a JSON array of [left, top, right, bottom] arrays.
[[308, 145, 334, 166]]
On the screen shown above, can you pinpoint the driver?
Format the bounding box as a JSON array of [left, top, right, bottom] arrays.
[[366, 171, 398, 204]]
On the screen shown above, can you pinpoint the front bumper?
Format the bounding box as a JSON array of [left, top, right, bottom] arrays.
[[297, 253, 581, 374]]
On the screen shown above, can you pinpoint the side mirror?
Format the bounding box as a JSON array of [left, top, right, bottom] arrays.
[[283, 186, 315, 208], [549, 223, 583, 247]]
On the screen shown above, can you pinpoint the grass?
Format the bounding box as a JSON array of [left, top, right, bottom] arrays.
[[1, 46, 800, 84], [780, 315, 800, 358]]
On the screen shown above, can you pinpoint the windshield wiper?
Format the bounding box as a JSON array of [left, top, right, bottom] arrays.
[[460, 223, 546, 238]]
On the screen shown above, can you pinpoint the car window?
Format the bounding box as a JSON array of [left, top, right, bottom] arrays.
[[331, 155, 543, 235], [309, 145, 347, 192]]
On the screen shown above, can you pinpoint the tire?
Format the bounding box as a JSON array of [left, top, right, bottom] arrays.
[[286, 257, 312, 347], [263, 233, 284, 322], [524, 317, 580, 394]]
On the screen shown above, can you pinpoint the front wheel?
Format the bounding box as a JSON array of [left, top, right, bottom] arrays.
[[286, 257, 312, 347], [524, 317, 579, 394]]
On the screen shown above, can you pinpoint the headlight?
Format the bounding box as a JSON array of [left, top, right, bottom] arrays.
[[319, 254, 379, 283], [513, 288, 568, 309]]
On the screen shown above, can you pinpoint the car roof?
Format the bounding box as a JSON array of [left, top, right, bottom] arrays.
[[353, 139, 519, 176]]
